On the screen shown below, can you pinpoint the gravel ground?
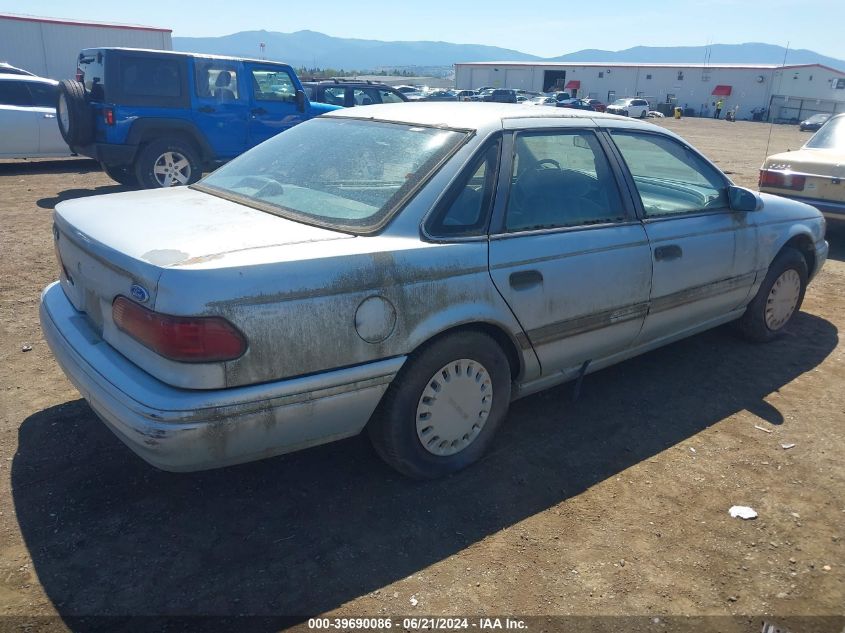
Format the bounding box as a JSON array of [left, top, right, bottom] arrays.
[[0, 117, 842, 632]]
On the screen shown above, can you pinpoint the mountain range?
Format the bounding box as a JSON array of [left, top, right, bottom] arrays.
[[172, 31, 845, 72]]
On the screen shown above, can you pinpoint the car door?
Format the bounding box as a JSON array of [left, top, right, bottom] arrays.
[[245, 64, 306, 146], [606, 127, 757, 344], [488, 127, 653, 377], [191, 59, 248, 159], [0, 79, 39, 157], [26, 80, 69, 155]]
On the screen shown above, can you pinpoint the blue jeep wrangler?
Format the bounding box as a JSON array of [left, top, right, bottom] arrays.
[[56, 48, 339, 188]]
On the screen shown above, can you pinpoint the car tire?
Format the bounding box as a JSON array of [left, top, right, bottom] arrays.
[[736, 246, 808, 343], [640, 109, 648, 119], [368, 331, 512, 479], [102, 163, 138, 187], [56, 80, 94, 147], [134, 138, 202, 189]]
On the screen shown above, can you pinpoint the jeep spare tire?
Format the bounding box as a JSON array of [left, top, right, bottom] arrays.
[[57, 80, 94, 147]]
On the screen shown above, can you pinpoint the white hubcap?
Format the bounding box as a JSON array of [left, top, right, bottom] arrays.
[[153, 151, 191, 187], [765, 269, 801, 331], [416, 359, 493, 457]]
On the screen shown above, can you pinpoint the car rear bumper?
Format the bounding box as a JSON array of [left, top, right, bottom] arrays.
[[40, 282, 404, 472]]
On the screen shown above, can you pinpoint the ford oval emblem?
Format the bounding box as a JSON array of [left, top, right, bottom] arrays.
[[129, 284, 150, 303]]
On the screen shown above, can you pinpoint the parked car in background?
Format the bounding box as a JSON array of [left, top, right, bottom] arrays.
[[41, 103, 827, 480], [455, 89, 476, 101], [558, 98, 595, 111], [0, 62, 35, 76], [528, 96, 558, 106], [302, 80, 408, 108], [423, 90, 458, 102], [799, 113, 831, 132], [583, 98, 606, 112], [484, 89, 517, 103], [606, 98, 650, 118], [549, 91, 571, 102], [0, 73, 72, 158], [760, 113, 845, 222], [56, 47, 339, 189]]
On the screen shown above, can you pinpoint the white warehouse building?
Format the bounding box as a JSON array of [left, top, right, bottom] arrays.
[[455, 61, 845, 121], [0, 13, 172, 80]]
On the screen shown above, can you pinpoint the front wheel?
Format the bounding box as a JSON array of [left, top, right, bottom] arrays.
[[134, 139, 202, 189], [368, 331, 512, 479], [736, 246, 808, 343], [640, 109, 648, 118]]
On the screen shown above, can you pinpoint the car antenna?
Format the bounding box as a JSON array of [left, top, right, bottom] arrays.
[[764, 42, 790, 161]]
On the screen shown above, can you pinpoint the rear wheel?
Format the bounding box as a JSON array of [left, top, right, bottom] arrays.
[[736, 246, 808, 342], [134, 138, 202, 189], [56, 80, 93, 147], [102, 163, 138, 187], [368, 331, 512, 479]]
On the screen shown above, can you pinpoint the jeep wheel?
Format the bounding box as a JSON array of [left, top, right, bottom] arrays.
[[102, 164, 138, 187], [57, 80, 94, 147], [135, 139, 202, 189]]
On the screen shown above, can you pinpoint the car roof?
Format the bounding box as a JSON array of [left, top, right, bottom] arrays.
[[325, 101, 646, 131], [0, 73, 57, 85], [81, 47, 294, 67]]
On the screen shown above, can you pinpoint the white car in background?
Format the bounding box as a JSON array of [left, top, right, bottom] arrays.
[[0, 73, 72, 159], [606, 98, 650, 119]]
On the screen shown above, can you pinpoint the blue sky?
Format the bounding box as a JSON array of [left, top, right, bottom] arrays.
[[2, 0, 843, 60]]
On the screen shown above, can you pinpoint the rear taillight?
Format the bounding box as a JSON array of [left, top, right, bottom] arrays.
[[112, 297, 246, 363], [75, 68, 84, 82], [759, 169, 806, 191], [103, 107, 115, 126]]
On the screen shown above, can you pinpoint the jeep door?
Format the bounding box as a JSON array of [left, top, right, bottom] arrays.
[[488, 127, 653, 377], [244, 64, 306, 146], [191, 59, 248, 158]]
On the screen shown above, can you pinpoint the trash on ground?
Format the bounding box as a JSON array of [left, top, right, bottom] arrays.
[[754, 425, 773, 434], [729, 506, 758, 520], [21, 344, 32, 352], [409, 595, 419, 607], [781, 443, 796, 450]]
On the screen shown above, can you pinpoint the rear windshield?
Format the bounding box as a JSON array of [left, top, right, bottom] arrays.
[[78, 51, 105, 99], [804, 116, 844, 150], [195, 118, 469, 233]]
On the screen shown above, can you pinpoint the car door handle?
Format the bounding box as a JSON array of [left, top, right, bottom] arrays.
[[654, 245, 683, 261], [197, 106, 215, 113], [251, 107, 268, 116], [509, 270, 543, 290]]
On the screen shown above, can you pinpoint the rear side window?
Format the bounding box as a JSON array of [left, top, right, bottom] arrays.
[[0, 80, 33, 106], [379, 89, 404, 103], [121, 57, 181, 97], [27, 82, 57, 108], [195, 60, 240, 101]]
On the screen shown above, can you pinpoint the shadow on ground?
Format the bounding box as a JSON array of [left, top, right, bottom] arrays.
[[11, 313, 838, 628], [0, 159, 99, 176], [825, 222, 845, 262]]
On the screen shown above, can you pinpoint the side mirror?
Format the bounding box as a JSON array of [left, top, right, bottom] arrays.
[[729, 185, 762, 212], [295, 89, 306, 113]]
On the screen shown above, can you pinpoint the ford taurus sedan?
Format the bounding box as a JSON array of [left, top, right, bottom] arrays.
[[41, 103, 828, 479]]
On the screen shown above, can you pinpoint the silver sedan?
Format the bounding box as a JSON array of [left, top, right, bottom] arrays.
[[41, 103, 828, 478]]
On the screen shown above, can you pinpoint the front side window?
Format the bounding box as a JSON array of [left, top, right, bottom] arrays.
[[322, 87, 345, 106], [505, 131, 625, 232], [195, 61, 240, 101], [353, 88, 378, 106], [251, 69, 296, 102], [196, 118, 469, 233], [610, 131, 728, 217], [0, 80, 33, 106]]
